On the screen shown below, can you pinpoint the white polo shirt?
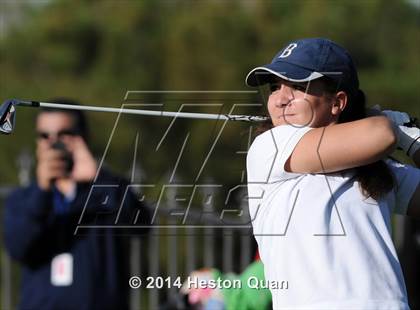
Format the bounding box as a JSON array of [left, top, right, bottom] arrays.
[[247, 125, 420, 310]]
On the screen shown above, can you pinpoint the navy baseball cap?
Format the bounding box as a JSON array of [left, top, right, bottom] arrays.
[[245, 38, 359, 94]]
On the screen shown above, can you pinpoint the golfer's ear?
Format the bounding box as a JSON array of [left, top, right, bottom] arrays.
[[331, 91, 347, 117]]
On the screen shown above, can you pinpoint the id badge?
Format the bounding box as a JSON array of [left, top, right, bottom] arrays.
[[51, 253, 73, 286]]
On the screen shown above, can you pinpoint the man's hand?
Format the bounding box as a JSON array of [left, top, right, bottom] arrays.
[[68, 136, 97, 182]]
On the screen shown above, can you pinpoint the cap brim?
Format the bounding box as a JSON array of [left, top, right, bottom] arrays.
[[245, 62, 324, 87]]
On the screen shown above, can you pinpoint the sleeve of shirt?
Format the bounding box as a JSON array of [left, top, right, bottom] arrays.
[[247, 125, 313, 183], [387, 160, 420, 215], [3, 185, 55, 264]]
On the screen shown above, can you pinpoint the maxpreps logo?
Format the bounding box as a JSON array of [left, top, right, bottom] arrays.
[[74, 91, 263, 234]]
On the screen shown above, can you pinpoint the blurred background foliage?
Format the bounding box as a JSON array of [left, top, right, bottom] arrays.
[[0, 0, 419, 186]]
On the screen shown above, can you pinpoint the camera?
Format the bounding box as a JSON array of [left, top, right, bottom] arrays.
[[51, 141, 74, 174]]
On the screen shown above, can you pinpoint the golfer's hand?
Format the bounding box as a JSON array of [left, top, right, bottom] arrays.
[[381, 110, 411, 126], [379, 108, 420, 158], [36, 141, 71, 190], [366, 106, 410, 125], [68, 136, 97, 182]]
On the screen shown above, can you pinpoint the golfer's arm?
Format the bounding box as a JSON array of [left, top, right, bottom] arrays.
[[286, 116, 397, 174]]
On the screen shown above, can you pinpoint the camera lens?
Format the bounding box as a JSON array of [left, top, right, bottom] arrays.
[[51, 141, 74, 173]]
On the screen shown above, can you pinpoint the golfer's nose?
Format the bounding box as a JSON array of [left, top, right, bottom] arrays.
[[275, 85, 294, 107]]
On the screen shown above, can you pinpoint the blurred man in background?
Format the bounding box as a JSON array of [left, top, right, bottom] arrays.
[[3, 100, 150, 310]]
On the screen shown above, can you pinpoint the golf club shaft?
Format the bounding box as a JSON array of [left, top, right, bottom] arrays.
[[16, 100, 268, 122], [11, 99, 420, 127]]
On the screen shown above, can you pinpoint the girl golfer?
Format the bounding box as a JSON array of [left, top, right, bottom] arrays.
[[246, 38, 420, 309]]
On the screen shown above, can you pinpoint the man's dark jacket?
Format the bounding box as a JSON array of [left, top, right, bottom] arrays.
[[4, 169, 150, 310]]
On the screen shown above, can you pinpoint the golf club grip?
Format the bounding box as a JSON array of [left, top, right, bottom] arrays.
[[407, 117, 419, 128]]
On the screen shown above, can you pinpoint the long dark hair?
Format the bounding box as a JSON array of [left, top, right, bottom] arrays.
[[257, 78, 394, 200], [333, 83, 395, 200]]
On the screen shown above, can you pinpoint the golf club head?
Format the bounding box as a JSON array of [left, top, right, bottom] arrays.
[[0, 99, 17, 134]]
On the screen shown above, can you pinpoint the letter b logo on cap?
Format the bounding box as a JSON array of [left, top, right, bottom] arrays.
[[278, 43, 297, 58]]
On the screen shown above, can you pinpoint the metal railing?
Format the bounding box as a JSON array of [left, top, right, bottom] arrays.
[[0, 185, 255, 309]]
